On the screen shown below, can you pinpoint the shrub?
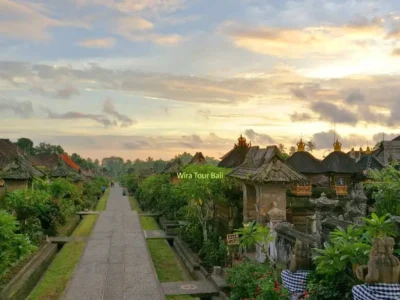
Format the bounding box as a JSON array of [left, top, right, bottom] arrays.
[[0, 210, 36, 273], [199, 233, 227, 269], [226, 260, 290, 300]]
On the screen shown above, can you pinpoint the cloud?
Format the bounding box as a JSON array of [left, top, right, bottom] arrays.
[[0, 0, 89, 41], [311, 102, 358, 124], [78, 37, 116, 48], [244, 129, 274, 145], [312, 130, 369, 150], [45, 109, 115, 127], [372, 132, 399, 142], [0, 98, 33, 117], [290, 112, 313, 122], [222, 16, 387, 58], [197, 109, 211, 120], [103, 97, 135, 127], [115, 0, 186, 13], [55, 86, 80, 99], [42, 98, 135, 128], [114, 16, 183, 45], [393, 48, 400, 56], [344, 89, 364, 103], [180, 134, 203, 148]]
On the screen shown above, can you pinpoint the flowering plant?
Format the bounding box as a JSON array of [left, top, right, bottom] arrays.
[[226, 260, 290, 300]]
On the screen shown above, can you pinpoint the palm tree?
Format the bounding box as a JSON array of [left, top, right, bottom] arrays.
[[289, 146, 296, 156], [306, 141, 316, 152], [278, 144, 286, 153]]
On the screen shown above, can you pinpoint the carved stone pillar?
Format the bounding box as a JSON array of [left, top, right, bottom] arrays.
[[311, 193, 338, 248]]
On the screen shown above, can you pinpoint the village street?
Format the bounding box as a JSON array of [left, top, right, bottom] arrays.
[[63, 184, 164, 300]]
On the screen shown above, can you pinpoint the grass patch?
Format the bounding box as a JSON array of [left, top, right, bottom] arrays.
[[27, 242, 86, 300], [128, 195, 142, 212], [147, 239, 185, 282], [141, 216, 159, 230], [96, 188, 110, 211], [27, 189, 110, 300]]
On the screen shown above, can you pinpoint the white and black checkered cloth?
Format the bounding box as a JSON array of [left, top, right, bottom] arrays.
[[281, 269, 311, 300], [353, 283, 400, 300]]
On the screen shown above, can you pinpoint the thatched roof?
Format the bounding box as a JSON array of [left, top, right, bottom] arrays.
[[286, 151, 324, 174], [81, 168, 95, 179], [218, 135, 251, 168], [49, 160, 85, 182], [188, 152, 207, 165], [33, 153, 84, 181], [357, 154, 384, 172], [161, 158, 182, 174], [0, 139, 45, 180], [229, 146, 308, 183], [138, 168, 156, 179], [321, 151, 362, 174], [0, 155, 45, 180]]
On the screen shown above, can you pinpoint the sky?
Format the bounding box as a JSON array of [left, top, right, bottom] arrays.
[[1, 0, 400, 161]]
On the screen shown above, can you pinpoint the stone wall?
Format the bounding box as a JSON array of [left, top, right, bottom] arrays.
[[256, 183, 286, 220], [275, 222, 317, 266], [4, 179, 28, 192]]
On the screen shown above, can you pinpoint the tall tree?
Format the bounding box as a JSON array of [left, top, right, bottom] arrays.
[[15, 138, 35, 156], [278, 144, 286, 153], [34, 142, 64, 155], [306, 141, 316, 152]]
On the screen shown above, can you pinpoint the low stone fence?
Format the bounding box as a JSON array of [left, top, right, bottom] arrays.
[[0, 243, 58, 300], [275, 222, 318, 266]]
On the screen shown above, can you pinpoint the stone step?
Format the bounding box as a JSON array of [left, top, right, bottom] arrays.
[[161, 281, 218, 296], [143, 230, 174, 239]]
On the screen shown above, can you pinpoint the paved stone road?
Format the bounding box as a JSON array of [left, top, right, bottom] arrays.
[[64, 184, 164, 300]]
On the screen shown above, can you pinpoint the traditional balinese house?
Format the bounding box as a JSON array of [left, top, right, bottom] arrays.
[[33, 153, 85, 191], [161, 158, 183, 184], [372, 136, 400, 166], [321, 139, 363, 197], [229, 145, 308, 223], [187, 152, 207, 165], [80, 167, 96, 181], [286, 139, 326, 196], [218, 135, 251, 168], [357, 146, 384, 174], [137, 168, 156, 183], [0, 139, 45, 192]]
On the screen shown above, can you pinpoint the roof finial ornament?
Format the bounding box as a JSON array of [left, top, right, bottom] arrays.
[[297, 137, 305, 152], [333, 138, 342, 152], [235, 134, 251, 149]]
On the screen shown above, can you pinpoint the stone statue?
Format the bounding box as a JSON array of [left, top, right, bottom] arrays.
[[289, 239, 310, 272], [356, 237, 400, 284]]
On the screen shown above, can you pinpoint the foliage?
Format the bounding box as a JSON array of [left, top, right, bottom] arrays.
[[15, 138, 35, 155], [34, 142, 65, 155], [364, 164, 400, 215], [119, 173, 139, 192], [311, 213, 395, 298], [0, 210, 36, 274], [177, 165, 233, 241], [226, 260, 290, 300], [198, 233, 228, 268], [235, 221, 274, 263], [306, 271, 355, 300], [82, 176, 110, 209], [362, 213, 395, 238], [180, 220, 204, 252], [136, 174, 173, 211]]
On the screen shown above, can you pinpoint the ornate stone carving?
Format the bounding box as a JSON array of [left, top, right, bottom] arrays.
[[356, 237, 400, 284], [289, 239, 311, 272], [267, 202, 286, 222]]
